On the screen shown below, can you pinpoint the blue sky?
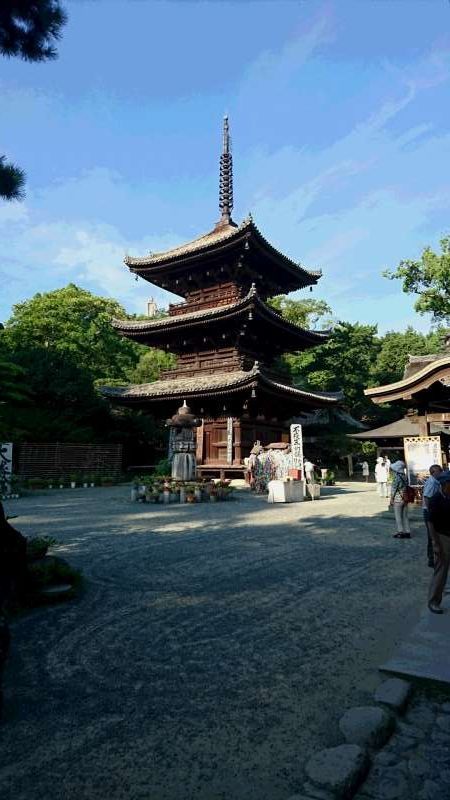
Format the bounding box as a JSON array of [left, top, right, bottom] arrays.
[[1, 0, 450, 333]]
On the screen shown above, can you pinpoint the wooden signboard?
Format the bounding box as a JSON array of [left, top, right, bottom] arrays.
[[290, 424, 303, 470], [404, 436, 442, 486]]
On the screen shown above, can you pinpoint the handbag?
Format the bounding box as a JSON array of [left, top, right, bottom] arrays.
[[402, 485, 416, 504]]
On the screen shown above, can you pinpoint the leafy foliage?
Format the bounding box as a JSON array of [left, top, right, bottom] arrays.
[[4, 284, 139, 382], [0, 155, 25, 200], [285, 321, 381, 420], [268, 296, 333, 329], [0, 0, 67, 200], [384, 235, 450, 324], [130, 348, 176, 383], [0, 284, 167, 451], [0, 0, 67, 62], [370, 326, 446, 387]]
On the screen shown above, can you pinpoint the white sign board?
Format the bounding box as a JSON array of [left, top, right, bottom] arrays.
[[404, 436, 442, 486], [290, 424, 303, 471]]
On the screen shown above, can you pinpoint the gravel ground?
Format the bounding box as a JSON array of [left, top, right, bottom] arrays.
[[0, 483, 429, 800]]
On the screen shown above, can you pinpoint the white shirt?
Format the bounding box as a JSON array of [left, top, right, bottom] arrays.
[[422, 475, 441, 509], [362, 461, 369, 475], [304, 460, 314, 476], [375, 463, 388, 482]]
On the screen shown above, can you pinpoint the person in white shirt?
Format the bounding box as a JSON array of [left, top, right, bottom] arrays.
[[303, 459, 315, 483], [423, 464, 443, 568], [375, 457, 388, 497]]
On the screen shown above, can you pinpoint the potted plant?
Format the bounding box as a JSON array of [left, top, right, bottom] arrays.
[[185, 483, 196, 503], [325, 470, 335, 486], [68, 473, 78, 489]]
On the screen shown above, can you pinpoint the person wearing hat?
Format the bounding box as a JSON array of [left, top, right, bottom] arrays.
[[388, 461, 411, 539], [427, 469, 450, 614]]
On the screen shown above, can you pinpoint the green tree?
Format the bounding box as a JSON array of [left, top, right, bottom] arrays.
[[286, 321, 381, 420], [384, 235, 450, 324], [370, 326, 446, 387], [0, 346, 30, 439], [268, 295, 333, 328], [0, 0, 67, 200], [130, 349, 176, 384], [4, 284, 140, 382]]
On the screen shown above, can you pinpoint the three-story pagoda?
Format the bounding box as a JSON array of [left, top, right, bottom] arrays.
[[104, 119, 340, 475]]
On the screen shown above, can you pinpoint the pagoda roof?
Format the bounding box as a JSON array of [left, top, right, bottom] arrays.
[[124, 217, 321, 296], [102, 364, 340, 408], [113, 286, 330, 349], [365, 353, 450, 405]]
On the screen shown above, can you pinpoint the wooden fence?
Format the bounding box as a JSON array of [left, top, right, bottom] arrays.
[[15, 443, 123, 479]]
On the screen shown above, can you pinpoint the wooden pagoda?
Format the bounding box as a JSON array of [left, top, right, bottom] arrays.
[[104, 118, 340, 475]]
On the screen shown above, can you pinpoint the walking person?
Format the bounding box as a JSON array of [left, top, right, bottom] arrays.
[[427, 470, 450, 614], [422, 464, 443, 568], [389, 460, 412, 539], [375, 457, 388, 497], [362, 460, 369, 483]]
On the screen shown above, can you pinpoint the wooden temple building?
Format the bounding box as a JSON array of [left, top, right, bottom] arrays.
[[350, 348, 450, 463], [104, 119, 340, 475], [364, 349, 450, 435]]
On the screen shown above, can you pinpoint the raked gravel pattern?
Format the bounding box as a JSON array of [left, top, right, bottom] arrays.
[[0, 483, 431, 800]]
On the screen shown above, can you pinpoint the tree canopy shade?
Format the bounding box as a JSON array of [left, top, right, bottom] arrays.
[[0, 0, 67, 201], [0, 0, 67, 61], [384, 235, 450, 324]]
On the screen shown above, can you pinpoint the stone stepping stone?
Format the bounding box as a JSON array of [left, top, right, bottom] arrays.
[[305, 744, 369, 797], [339, 706, 395, 749], [374, 678, 412, 711]]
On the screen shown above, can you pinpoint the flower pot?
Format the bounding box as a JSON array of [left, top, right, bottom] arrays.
[[210, 495, 217, 503], [90, 482, 95, 488], [194, 488, 202, 503], [70, 482, 76, 489], [179, 487, 186, 503], [59, 484, 64, 489]]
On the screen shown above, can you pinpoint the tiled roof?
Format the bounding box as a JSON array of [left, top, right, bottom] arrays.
[[349, 416, 449, 439], [125, 220, 246, 267], [102, 365, 339, 404], [124, 216, 321, 281], [365, 353, 450, 401], [112, 287, 330, 343]]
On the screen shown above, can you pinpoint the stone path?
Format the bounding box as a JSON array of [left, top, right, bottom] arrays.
[[0, 483, 439, 800], [355, 688, 450, 800]]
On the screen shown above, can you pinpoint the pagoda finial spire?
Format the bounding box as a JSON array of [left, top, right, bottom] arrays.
[[218, 115, 234, 227]]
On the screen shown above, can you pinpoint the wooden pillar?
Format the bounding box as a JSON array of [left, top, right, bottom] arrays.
[[418, 413, 430, 436], [196, 421, 204, 465]]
